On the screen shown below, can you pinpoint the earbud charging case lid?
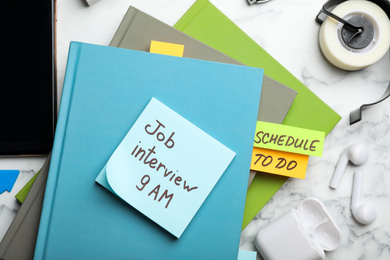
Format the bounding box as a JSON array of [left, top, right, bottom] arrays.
[[296, 197, 341, 251]]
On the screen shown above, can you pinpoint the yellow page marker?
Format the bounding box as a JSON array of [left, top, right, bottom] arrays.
[[251, 147, 309, 179], [253, 121, 325, 157], [150, 40, 184, 57]]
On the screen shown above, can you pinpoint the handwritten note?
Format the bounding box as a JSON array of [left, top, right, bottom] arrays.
[[150, 40, 184, 57], [251, 147, 309, 179], [253, 121, 325, 157], [96, 98, 235, 238]]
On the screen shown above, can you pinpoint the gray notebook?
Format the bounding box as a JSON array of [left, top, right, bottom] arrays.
[[110, 6, 297, 125]]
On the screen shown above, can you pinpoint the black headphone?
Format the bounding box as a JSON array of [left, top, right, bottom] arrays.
[[317, 0, 390, 22], [316, 0, 390, 124]]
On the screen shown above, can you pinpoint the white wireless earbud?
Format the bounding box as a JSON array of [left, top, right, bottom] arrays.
[[330, 144, 369, 189], [351, 171, 377, 225]]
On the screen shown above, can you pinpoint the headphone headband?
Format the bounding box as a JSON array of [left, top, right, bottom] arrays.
[[316, 0, 390, 23]]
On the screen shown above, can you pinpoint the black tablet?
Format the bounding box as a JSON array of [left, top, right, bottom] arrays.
[[0, 0, 57, 156]]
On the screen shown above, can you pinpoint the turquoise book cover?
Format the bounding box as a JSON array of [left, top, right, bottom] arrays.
[[34, 42, 263, 259]]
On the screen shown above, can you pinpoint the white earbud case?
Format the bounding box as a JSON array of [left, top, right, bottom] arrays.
[[255, 198, 341, 260]]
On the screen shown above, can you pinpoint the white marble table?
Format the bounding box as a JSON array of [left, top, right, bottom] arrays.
[[1, 0, 389, 259]]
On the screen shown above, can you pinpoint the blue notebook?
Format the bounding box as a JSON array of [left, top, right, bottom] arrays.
[[34, 42, 263, 259]]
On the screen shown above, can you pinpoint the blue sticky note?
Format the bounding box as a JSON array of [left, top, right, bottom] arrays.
[[0, 170, 20, 194], [96, 98, 236, 238], [238, 250, 257, 260]]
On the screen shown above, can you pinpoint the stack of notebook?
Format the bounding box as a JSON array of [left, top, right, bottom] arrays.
[[0, 1, 340, 259]]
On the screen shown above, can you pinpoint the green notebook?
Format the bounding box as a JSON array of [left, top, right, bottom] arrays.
[[15, 172, 39, 203], [173, 0, 341, 229]]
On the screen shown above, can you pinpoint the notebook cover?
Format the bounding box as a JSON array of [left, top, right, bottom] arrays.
[[173, 0, 341, 229], [110, 6, 297, 125], [0, 154, 51, 260], [34, 42, 262, 259]]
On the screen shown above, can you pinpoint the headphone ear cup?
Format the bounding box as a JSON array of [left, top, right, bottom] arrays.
[[319, 0, 390, 70]]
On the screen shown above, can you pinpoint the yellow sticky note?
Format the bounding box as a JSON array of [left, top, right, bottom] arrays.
[[150, 40, 184, 57], [253, 121, 325, 157], [251, 147, 309, 179]]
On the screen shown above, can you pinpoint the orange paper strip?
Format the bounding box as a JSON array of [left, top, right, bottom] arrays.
[[251, 147, 309, 179]]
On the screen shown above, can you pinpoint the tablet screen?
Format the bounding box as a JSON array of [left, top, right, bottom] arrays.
[[0, 0, 56, 156]]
